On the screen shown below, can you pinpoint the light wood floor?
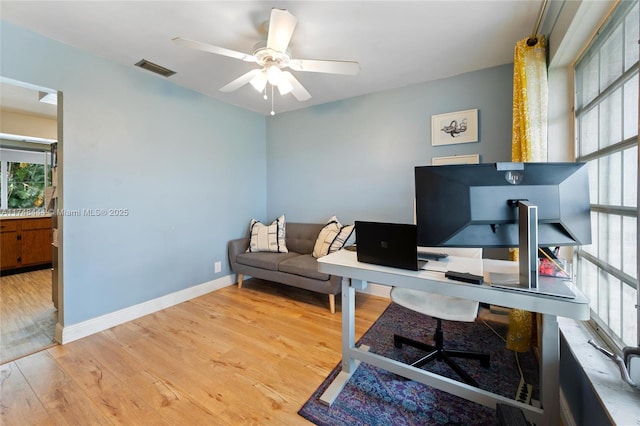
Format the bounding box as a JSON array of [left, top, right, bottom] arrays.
[[1, 278, 390, 425], [1, 269, 57, 364]]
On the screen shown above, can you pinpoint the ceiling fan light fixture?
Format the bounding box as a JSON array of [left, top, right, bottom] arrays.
[[266, 64, 283, 85], [249, 71, 268, 92]]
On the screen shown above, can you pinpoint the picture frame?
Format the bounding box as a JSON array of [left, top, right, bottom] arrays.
[[431, 153, 480, 166], [431, 109, 479, 146]]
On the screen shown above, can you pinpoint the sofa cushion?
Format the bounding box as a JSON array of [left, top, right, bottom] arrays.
[[236, 251, 299, 271], [247, 214, 288, 253], [312, 216, 355, 258], [285, 223, 324, 254], [278, 254, 330, 281]]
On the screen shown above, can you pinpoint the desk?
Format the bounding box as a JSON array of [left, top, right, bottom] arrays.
[[317, 250, 589, 426]]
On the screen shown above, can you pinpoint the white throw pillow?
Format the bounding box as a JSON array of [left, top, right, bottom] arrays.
[[312, 216, 355, 258], [246, 214, 288, 253]]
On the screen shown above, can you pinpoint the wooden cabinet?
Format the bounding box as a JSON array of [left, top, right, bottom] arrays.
[[0, 217, 52, 272], [1, 220, 20, 269]]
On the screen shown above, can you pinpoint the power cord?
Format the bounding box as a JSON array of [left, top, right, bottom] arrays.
[[482, 319, 532, 404]]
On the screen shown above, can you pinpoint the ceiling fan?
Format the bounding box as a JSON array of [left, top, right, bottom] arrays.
[[173, 8, 360, 107]]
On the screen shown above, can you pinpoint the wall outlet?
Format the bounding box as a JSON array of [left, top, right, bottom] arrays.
[[214, 261, 221, 273]]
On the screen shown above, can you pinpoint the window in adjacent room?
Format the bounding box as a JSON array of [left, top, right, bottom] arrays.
[[0, 148, 51, 210], [574, 0, 639, 349]]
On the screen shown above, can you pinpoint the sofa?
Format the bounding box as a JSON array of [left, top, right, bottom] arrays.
[[228, 222, 344, 313]]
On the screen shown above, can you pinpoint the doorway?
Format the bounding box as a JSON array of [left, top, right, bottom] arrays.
[[0, 78, 61, 364]]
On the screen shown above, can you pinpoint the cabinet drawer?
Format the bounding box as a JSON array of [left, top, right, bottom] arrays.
[[21, 218, 52, 230], [0, 220, 19, 232]]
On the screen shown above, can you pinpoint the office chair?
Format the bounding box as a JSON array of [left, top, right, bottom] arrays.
[[391, 248, 490, 387]]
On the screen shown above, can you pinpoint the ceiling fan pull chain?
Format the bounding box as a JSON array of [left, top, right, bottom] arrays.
[[271, 85, 275, 115]]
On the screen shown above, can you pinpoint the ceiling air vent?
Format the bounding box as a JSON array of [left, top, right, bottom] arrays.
[[134, 59, 176, 77]]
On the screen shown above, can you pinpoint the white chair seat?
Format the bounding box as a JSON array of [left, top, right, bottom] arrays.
[[390, 287, 479, 322], [394, 247, 482, 322]]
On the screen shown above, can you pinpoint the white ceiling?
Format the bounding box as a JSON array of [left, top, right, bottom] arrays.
[[0, 1, 543, 116], [0, 82, 57, 119]]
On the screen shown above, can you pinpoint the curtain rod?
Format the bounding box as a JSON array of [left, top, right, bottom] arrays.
[[527, 0, 549, 46]]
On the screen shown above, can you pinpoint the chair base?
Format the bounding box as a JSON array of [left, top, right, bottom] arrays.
[[394, 318, 490, 387]]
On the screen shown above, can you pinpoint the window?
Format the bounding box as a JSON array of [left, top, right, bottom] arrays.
[[574, 0, 639, 348], [0, 148, 51, 211]]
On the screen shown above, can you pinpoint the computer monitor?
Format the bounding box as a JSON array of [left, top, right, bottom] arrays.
[[414, 162, 591, 289]]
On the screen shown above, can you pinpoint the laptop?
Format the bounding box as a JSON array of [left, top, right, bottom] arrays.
[[354, 221, 427, 271]]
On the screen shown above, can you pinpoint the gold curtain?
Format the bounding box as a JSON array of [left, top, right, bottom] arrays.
[[507, 36, 548, 352], [512, 35, 548, 163]]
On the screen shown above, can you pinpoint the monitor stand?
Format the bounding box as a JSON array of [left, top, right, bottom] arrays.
[[518, 200, 538, 290]]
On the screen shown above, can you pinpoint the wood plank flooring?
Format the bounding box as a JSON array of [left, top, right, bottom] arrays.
[[1, 278, 390, 425], [0, 269, 57, 364]]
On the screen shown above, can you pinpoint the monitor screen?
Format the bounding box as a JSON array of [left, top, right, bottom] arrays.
[[414, 162, 592, 248]]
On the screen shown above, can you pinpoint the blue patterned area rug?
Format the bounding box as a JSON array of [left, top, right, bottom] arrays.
[[298, 303, 539, 425]]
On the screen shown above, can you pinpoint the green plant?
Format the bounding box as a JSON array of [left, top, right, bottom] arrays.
[[7, 162, 49, 209]]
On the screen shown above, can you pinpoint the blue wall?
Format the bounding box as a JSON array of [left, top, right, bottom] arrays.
[[266, 64, 514, 225], [1, 21, 267, 325]]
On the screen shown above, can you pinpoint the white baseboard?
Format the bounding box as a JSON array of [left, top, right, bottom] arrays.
[[55, 275, 387, 344], [56, 274, 236, 344]]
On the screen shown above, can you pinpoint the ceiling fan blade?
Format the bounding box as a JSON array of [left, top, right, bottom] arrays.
[[220, 69, 263, 92], [266, 8, 297, 53], [281, 71, 311, 101], [289, 59, 360, 75], [172, 37, 256, 62]]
